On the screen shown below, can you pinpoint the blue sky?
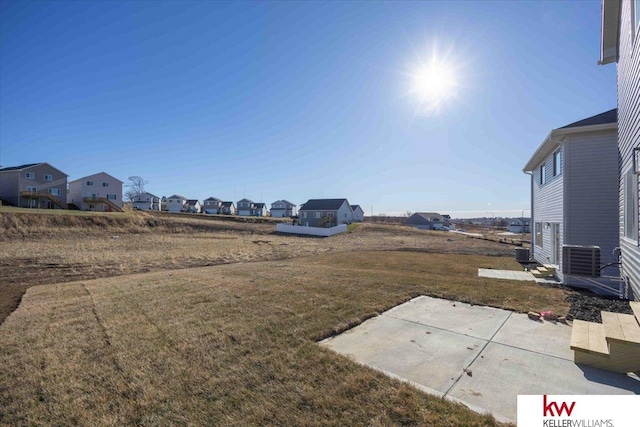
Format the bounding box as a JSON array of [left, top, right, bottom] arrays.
[[0, 1, 616, 217]]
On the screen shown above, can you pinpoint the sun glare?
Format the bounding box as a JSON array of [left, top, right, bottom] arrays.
[[404, 44, 462, 116]]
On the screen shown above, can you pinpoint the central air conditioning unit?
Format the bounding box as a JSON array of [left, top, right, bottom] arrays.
[[562, 245, 601, 277], [515, 247, 530, 262]]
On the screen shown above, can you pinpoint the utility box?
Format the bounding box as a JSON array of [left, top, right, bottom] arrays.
[[515, 248, 530, 262]]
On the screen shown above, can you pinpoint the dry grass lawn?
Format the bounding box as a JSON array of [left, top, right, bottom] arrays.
[[0, 210, 572, 425]]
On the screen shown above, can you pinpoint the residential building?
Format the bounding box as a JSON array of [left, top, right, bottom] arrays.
[[254, 202, 268, 217], [133, 192, 161, 211], [404, 212, 449, 230], [523, 109, 619, 294], [0, 163, 68, 209], [237, 198, 255, 216], [600, 0, 640, 299], [185, 199, 202, 213], [68, 172, 123, 212], [203, 197, 223, 214], [298, 198, 352, 227], [220, 201, 236, 215], [167, 195, 188, 212], [351, 204, 365, 222], [270, 200, 297, 218], [507, 218, 530, 234]]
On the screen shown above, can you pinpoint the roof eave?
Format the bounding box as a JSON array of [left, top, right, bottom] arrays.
[[599, 0, 621, 65], [523, 122, 617, 172]]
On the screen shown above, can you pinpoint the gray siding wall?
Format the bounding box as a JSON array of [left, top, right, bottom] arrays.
[[531, 146, 564, 275], [564, 131, 619, 275], [0, 172, 19, 205], [618, 0, 640, 299], [6, 164, 68, 208]]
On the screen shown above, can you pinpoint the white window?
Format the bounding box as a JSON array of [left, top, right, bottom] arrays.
[[87, 181, 93, 186], [102, 182, 109, 187], [26, 186, 38, 192], [301, 212, 307, 218], [44, 174, 53, 181], [107, 194, 117, 200], [314, 212, 322, 219], [540, 164, 546, 185], [25, 172, 34, 179], [49, 188, 61, 196], [535, 223, 543, 247], [553, 150, 561, 177], [624, 168, 638, 241]]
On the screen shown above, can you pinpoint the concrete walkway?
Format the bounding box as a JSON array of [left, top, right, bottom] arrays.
[[320, 296, 640, 423], [478, 268, 560, 285]]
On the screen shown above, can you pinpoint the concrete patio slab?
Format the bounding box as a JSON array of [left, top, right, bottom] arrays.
[[320, 296, 640, 424], [478, 268, 536, 281]]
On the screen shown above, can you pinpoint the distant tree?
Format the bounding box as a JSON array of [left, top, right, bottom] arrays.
[[404, 211, 412, 217], [124, 176, 148, 202]]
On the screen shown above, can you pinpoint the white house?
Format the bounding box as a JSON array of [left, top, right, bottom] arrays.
[[132, 192, 161, 211], [600, 0, 640, 301], [203, 197, 223, 214], [185, 199, 202, 213], [351, 204, 365, 222], [270, 200, 296, 218], [507, 219, 530, 234], [167, 195, 188, 212], [523, 109, 619, 295], [68, 172, 123, 212], [237, 198, 255, 216]]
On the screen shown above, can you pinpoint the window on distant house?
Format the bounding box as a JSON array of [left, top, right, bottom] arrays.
[[540, 164, 546, 185], [553, 150, 561, 177], [44, 174, 53, 181], [25, 172, 34, 179], [26, 186, 38, 192], [49, 188, 60, 196], [301, 212, 307, 218], [107, 194, 117, 200], [87, 181, 93, 186], [314, 212, 322, 219], [535, 222, 543, 247], [625, 167, 638, 241], [102, 182, 109, 187]]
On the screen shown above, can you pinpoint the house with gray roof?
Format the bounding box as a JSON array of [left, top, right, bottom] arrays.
[[298, 198, 352, 227], [351, 204, 365, 222], [254, 202, 268, 217], [220, 201, 235, 215], [523, 108, 619, 295], [270, 200, 296, 218], [237, 198, 255, 216], [0, 163, 68, 209], [167, 195, 188, 212], [404, 212, 449, 230], [132, 192, 161, 211], [185, 199, 202, 213], [203, 197, 223, 214], [68, 172, 123, 212]]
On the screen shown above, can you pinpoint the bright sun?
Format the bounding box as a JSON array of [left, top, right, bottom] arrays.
[[410, 58, 458, 108]]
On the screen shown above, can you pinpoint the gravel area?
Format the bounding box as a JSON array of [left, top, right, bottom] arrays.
[[566, 292, 634, 323]]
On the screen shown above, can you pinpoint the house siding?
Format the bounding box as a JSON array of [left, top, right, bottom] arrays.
[[300, 201, 352, 227], [0, 164, 68, 208], [68, 172, 123, 211], [564, 131, 619, 275], [618, 0, 640, 299], [531, 147, 564, 277]]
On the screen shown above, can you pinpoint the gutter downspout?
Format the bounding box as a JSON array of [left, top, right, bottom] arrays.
[[524, 171, 534, 261]]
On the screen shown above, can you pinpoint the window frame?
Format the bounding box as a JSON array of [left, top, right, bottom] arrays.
[[540, 164, 547, 185], [102, 182, 109, 187], [44, 174, 53, 181], [107, 194, 117, 200], [86, 181, 94, 186], [535, 222, 543, 248], [624, 167, 639, 243], [552, 149, 561, 177], [49, 188, 61, 196], [25, 172, 35, 179]]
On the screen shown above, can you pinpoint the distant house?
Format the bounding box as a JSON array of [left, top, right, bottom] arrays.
[[523, 109, 618, 292], [68, 172, 123, 212], [507, 219, 530, 234], [351, 205, 365, 222], [298, 198, 352, 227], [600, 0, 640, 300], [254, 202, 268, 217], [0, 163, 68, 209], [167, 195, 188, 212], [270, 200, 296, 218], [220, 201, 236, 215], [237, 198, 255, 216], [132, 192, 161, 211], [404, 212, 449, 230], [203, 197, 223, 214], [184, 199, 202, 213], [161, 196, 168, 211]]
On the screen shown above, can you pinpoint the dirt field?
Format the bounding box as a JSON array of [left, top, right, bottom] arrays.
[[1, 210, 568, 425]]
